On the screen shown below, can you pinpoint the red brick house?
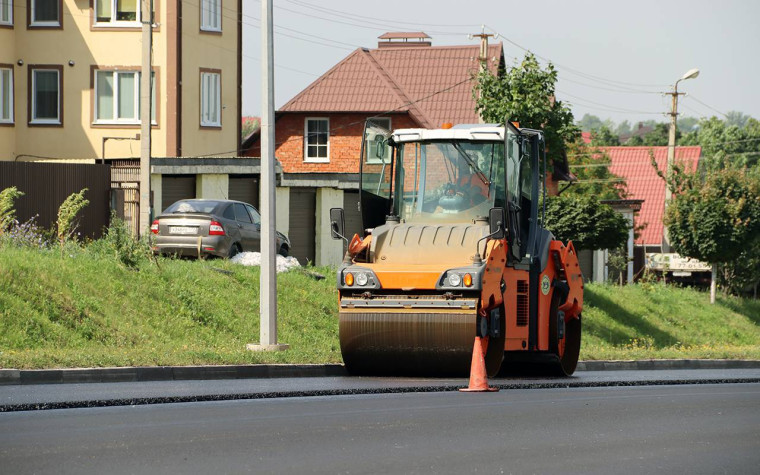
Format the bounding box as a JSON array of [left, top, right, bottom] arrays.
[[243, 32, 504, 265]]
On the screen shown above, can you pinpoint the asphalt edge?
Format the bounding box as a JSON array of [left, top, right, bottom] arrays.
[[2, 360, 760, 385], [2, 377, 759, 413]]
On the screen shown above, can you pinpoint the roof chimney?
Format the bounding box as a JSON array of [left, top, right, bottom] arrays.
[[377, 32, 432, 48]]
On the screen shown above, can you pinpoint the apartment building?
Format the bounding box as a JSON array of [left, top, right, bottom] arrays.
[[0, 0, 245, 220]]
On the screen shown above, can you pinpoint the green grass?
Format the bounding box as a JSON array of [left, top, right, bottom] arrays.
[[581, 282, 760, 360], [0, 245, 758, 369]]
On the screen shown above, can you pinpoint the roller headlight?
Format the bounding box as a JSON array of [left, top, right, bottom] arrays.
[[447, 273, 462, 287], [345, 272, 354, 286], [355, 272, 369, 286]]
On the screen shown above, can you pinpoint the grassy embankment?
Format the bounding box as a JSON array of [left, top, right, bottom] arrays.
[[1, 245, 758, 369]]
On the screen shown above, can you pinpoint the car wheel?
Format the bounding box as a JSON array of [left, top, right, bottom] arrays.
[[228, 243, 242, 259], [278, 245, 289, 257]]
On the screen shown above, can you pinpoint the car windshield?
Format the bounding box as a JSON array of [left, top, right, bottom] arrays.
[[394, 140, 506, 223], [164, 200, 221, 214]]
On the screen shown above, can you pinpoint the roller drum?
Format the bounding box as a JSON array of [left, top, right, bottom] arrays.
[[339, 309, 477, 376]]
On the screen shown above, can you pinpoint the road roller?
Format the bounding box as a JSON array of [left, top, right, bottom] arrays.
[[329, 120, 583, 377]]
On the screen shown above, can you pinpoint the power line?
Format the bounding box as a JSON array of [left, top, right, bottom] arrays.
[[484, 25, 669, 91], [558, 75, 662, 95], [683, 95, 728, 118], [284, 0, 478, 28], [273, 0, 472, 37]]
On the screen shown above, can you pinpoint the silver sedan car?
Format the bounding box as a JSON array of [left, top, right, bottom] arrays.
[[151, 199, 290, 258]]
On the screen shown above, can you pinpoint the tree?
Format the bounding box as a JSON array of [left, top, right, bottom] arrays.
[[678, 116, 699, 133], [473, 52, 581, 166], [563, 140, 627, 200], [640, 123, 673, 146], [590, 125, 620, 146], [544, 194, 629, 251], [241, 116, 260, 140], [615, 120, 632, 136], [578, 114, 604, 132], [664, 166, 760, 302], [681, 116, 760, 170], [725, 110, 751, 129]]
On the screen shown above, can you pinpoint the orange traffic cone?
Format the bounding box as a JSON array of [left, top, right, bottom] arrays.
[[459, 336, 499, 392]]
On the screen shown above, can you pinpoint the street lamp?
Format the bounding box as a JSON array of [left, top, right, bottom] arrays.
[[663, 68, 699, 251]]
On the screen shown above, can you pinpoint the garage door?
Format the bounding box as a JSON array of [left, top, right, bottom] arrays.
[[288, 187, 316, 265], [343, 190, 363, 239], [161, 175, 196, 212], [229, 175, 259, 208]]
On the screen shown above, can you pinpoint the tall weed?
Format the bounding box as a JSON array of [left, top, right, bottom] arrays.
[[0, 186, 25, 233], [88, 214, 152, 268]]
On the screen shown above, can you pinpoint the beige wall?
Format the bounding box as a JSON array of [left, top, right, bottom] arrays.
[[0, 0, 239, 162], [180, 0, 239, 157]]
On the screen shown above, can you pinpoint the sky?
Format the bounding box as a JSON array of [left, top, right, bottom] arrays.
[[241, 0, 760, 127]]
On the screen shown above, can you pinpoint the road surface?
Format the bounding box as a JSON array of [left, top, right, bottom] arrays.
[[2, 382, 758, 474]]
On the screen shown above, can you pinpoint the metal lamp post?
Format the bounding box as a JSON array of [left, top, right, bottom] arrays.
[[663, 68, 699, 251]]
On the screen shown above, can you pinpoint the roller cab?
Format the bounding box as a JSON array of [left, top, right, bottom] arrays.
[[329, 120, 583, 376]]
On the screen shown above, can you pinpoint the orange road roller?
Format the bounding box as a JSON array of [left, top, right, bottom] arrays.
[[329, 120, 583, 377]]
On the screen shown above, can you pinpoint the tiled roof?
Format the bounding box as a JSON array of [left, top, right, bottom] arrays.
[[600, 146, 701, 247], [279, 43, 503, 127]]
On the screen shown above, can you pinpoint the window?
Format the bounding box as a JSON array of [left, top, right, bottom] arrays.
[[30, 66, 61, 125], [0, 0, 12, 26], [365, 117, 391, 164], [30, 0, 60, 27], [200, 70, 221, 127], [94, 69, 156, 125], [222, 204, 235, 220], [0, 67, 12, 123], [234, 203, 252, 223], [305, 118, 329, 162], [200, 0, 221, 32], [94, 0, 142, 26], [245, 204, 260, 224]]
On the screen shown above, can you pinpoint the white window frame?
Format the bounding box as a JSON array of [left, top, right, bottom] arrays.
[[30, 67, 60, 125], [93, 0, 142, 27], [200, 71, 221, 127], [93, 69, 156, 125], [0, 67, 12, 123], [0, 0, 13, 26], [304, 117, 330, 163], [365, 117, 392, 164], [200, 0, 221, 32], [30, 0, 60, 27]]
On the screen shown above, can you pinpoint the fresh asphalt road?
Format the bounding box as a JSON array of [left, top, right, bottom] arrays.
[[1, 382, 759, 474]]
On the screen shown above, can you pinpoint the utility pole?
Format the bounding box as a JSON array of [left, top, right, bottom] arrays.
[[139, 0, 152, 237], [470, 26, 495, 124], [248, 0, 288, 352], [662, 68, 699, 252]]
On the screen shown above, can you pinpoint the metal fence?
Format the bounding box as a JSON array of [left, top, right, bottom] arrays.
[[0, 161, 112, 240]]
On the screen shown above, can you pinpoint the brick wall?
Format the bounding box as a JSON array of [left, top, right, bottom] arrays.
[[244, 112, 418, 174]]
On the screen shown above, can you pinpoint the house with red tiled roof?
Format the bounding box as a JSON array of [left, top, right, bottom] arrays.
[[574, 146, 701, 284], [243, 33, 504, 265], [601, 146, 701, 249]]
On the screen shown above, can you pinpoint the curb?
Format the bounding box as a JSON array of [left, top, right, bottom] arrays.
[[0, 364, 347, 385], [576, 359, 760, 372], [1, 360, 759, 385]]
